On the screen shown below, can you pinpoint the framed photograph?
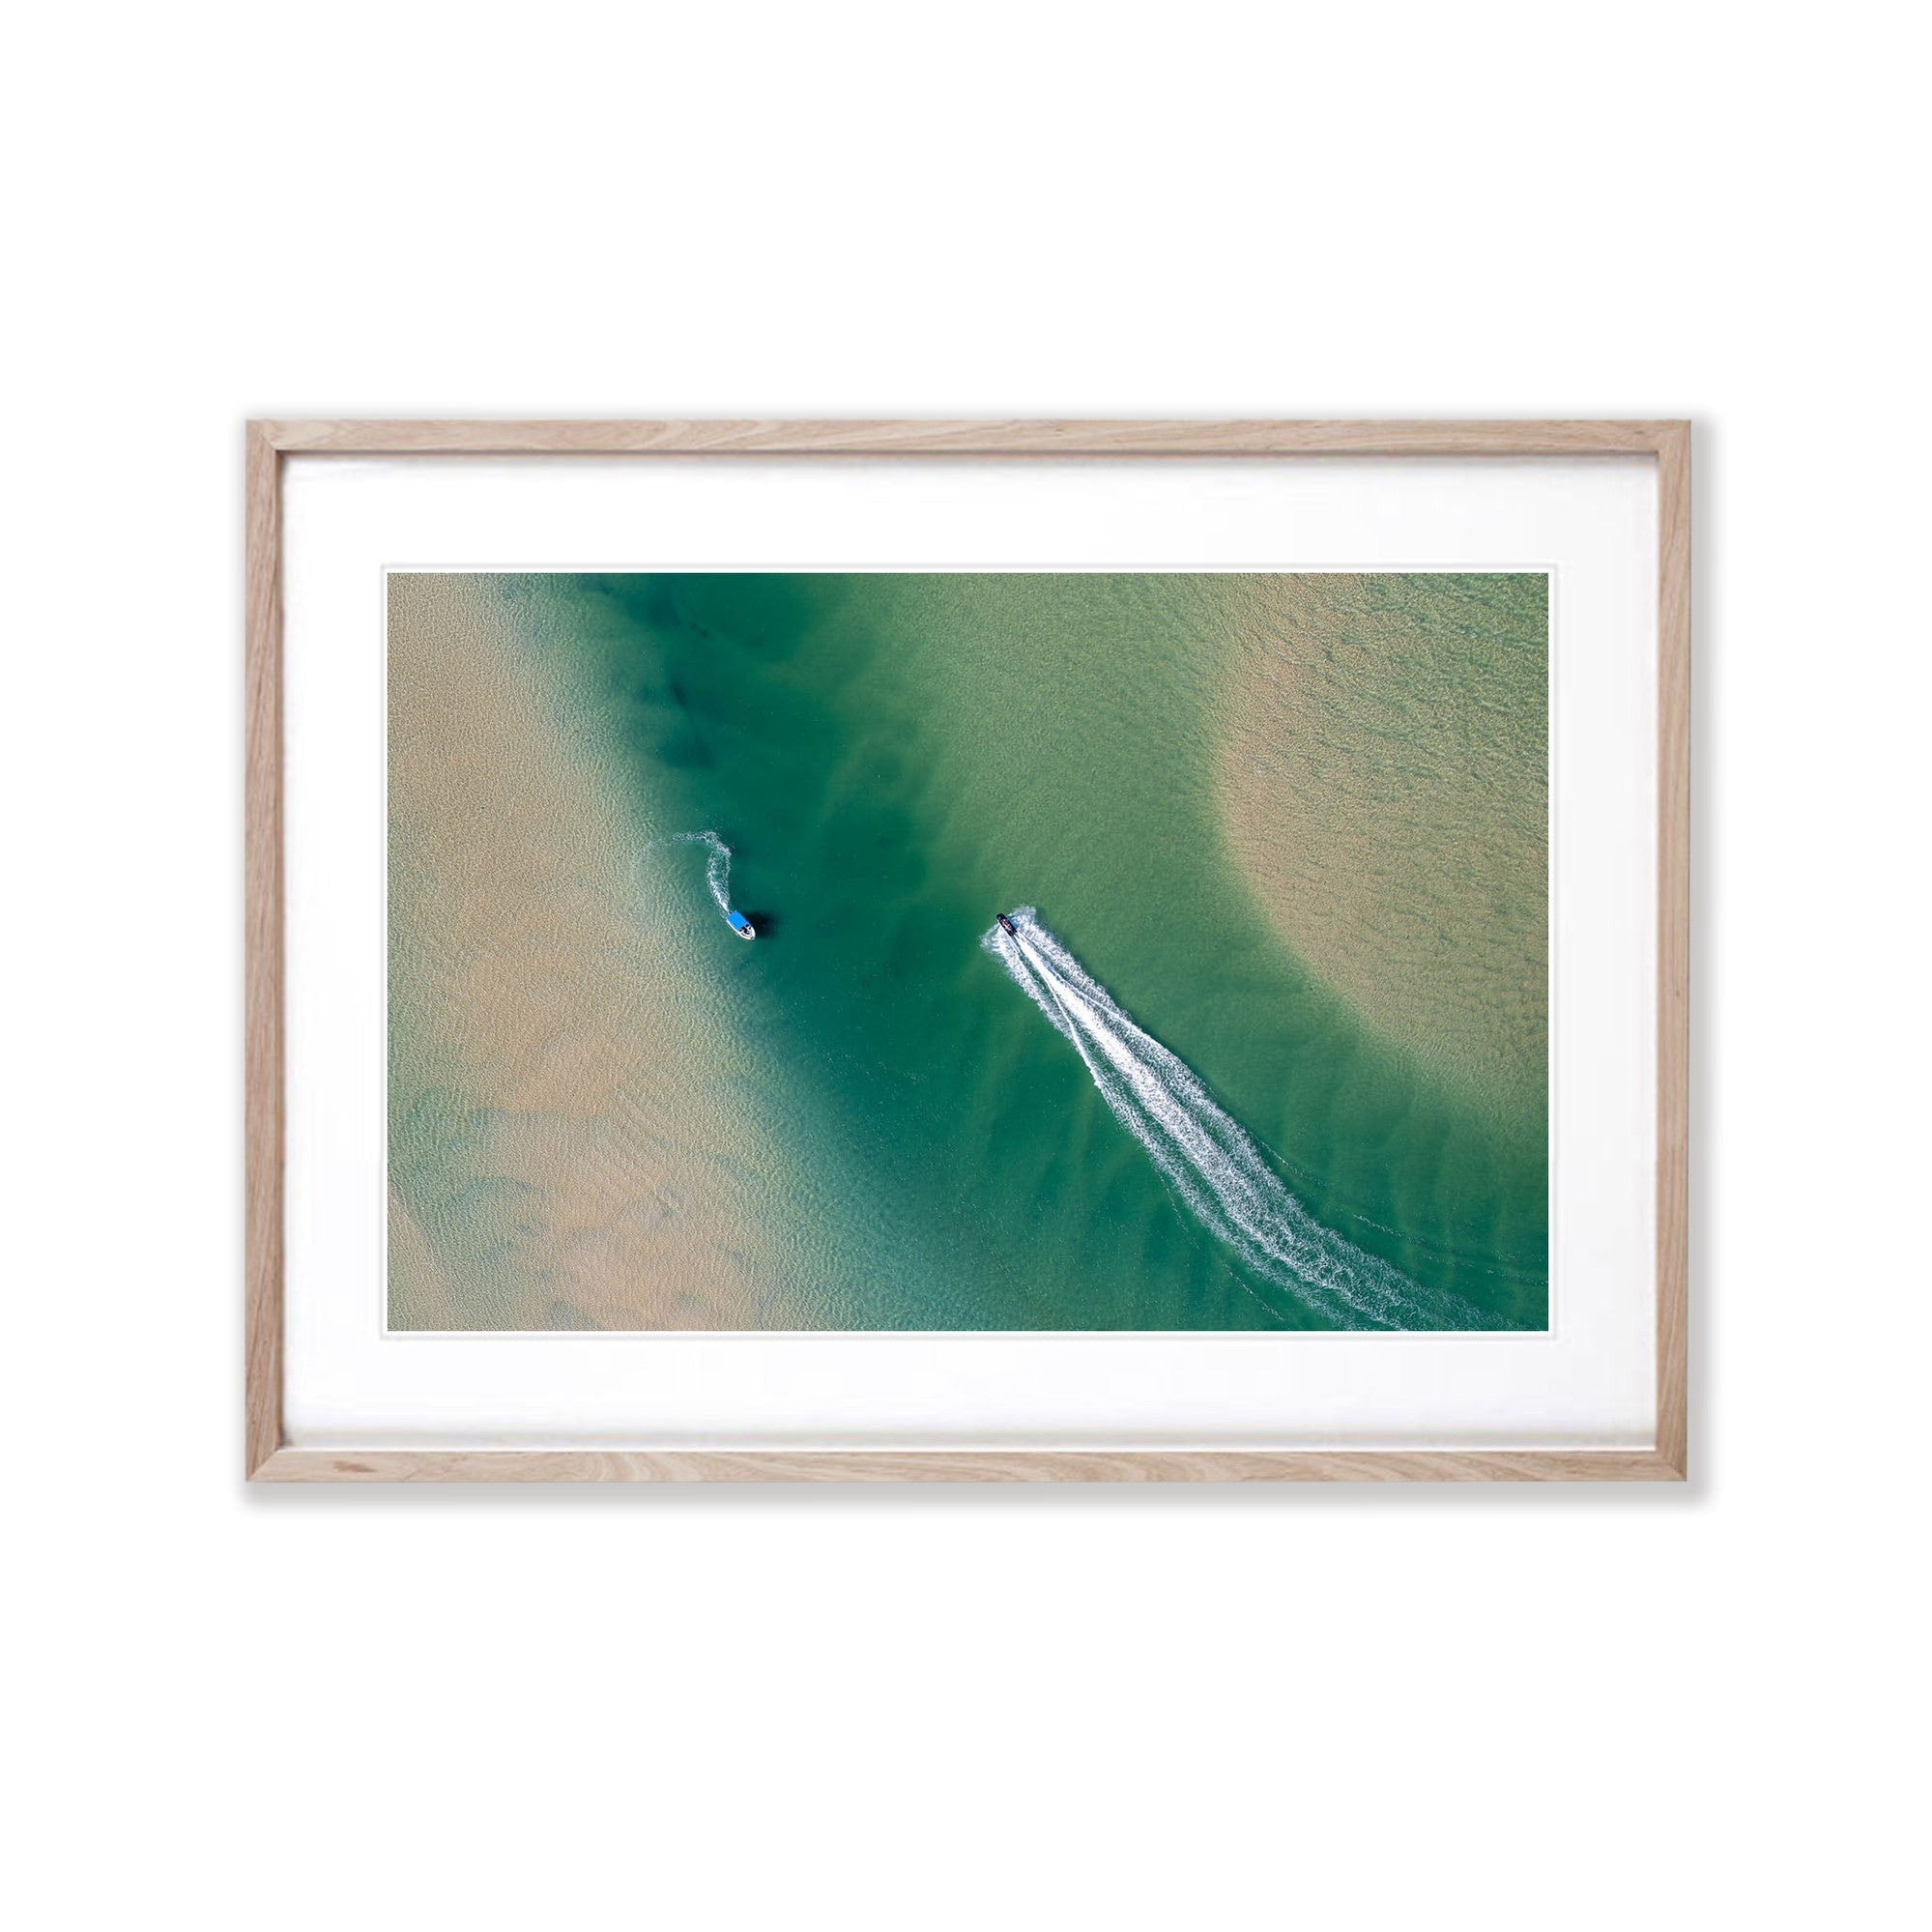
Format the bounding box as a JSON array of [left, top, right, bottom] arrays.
[[246, 419, 1688, 1482]]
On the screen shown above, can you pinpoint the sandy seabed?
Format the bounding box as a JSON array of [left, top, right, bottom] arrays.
[[387, 574, 785, 1330], [1216, 574, 1549, 1147]]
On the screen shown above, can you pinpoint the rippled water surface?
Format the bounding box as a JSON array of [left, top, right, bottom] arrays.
[[389, 571, 1547, 1330]]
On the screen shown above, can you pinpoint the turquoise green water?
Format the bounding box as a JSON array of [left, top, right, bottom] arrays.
[[486, 571, 1547, 1331]]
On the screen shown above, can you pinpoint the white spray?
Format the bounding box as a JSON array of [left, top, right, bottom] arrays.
[[647, 830, 735, 924], [984, 908, 1507, 1330]]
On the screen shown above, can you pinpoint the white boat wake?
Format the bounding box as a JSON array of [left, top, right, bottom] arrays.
[[984, 908, 1513, 1330], [648, 829, 736, 925]]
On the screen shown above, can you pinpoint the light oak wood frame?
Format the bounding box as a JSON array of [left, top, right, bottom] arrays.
[[245, 419, 1689, 1483]]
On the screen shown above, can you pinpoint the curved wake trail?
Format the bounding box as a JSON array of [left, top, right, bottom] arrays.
[[984, 908, 1509, 1331], [648, 830, 736, 924]]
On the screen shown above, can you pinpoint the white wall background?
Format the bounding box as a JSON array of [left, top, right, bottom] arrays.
[[5, 4, 1924, 1928]]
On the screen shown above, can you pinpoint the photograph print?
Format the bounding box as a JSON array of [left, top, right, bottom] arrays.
[[388, 569, 1548, 1332]]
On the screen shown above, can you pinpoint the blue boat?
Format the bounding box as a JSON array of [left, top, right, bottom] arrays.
[[726, 908, 756, 940]]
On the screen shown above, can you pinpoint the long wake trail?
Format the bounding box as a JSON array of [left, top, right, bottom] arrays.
[[647, 830, 736, 924], [985, 908, 1513, 1330]]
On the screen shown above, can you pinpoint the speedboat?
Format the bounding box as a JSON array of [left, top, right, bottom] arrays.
[[996, 912, 1018, 937], [726, 908, 756, 940]]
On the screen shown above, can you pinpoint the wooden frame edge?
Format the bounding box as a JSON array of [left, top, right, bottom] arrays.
[[252, 1447, 1685, 1484], [245, 422, 284, 1479], [256, 417, 1684, 457], [244, 418, 1690, 1485], [1655, 423, 1691, 1479]]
